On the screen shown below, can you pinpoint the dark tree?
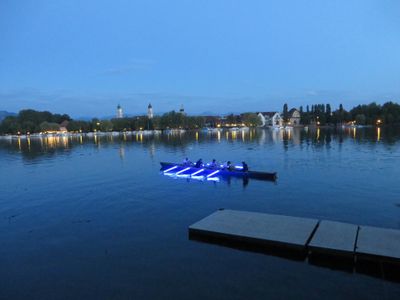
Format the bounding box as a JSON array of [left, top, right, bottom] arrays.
[[283, 103, 288, 122], [326, 104, 331, 124]]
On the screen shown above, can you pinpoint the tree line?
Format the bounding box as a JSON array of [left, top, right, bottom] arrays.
[[0, 109, 71, 134], [1, 102, 400, 134], [294, 101, 400, 126], [67, 111, 261, 132], [0, 109, 267, 134]]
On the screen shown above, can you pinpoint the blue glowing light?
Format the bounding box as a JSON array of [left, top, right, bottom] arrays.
[[191, 169, 205, 176], [163, 165, 178, 173], [191, 175, 205, 180], [176, 167, 190, 175], [235, 166, 243, 169], [207, 177, 220, 181], [207, 170, 220, 178], [176, 174, 190, 178]]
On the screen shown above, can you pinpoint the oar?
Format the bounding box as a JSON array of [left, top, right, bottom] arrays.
[[207, 170, 220, 178], [190, 169, 205, 176], [176, 167, 191, 175], [163, 165, 178, 173]]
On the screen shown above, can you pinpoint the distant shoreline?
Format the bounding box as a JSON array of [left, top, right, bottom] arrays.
[[0, 124, 386, 139]]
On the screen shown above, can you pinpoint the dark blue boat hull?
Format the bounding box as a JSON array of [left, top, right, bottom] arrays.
[[160, 162, 277, 181]]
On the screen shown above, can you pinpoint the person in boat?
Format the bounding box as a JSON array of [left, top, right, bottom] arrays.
[[183, 157, 192, 166], [242, 161, 249, 172], [222, 161, 230, 169], [224, 161, 235, 171], [209, 159, 218, 169], [195, 158, 203, 168]]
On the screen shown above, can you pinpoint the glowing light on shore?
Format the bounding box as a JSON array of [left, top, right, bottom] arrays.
[[377, 127, 381, 142]]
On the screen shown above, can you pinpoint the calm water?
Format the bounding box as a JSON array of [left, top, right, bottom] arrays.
[[1, 127, 400, 300]]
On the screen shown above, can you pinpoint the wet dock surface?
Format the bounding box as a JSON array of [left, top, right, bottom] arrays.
[[189, 209, 318, 250], [189, 209, 400, 282]]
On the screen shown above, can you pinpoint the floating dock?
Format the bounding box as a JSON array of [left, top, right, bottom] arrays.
[[308, 220, 358, 257], [356, 226, 400, 261], [189, 210, 318, 251], [189, 209, 400, 263]]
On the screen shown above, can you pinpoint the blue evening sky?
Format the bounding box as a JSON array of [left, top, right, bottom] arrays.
[[1, 0, 399, 118]]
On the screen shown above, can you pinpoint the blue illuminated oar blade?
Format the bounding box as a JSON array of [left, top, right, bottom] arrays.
[[176, 167, 191, 175], [163, 165, 178, 173], [207, 170, 220, 178], [190, 169, 204, 176]]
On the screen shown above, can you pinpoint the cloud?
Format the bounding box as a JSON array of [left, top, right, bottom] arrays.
[[102, 59, 157, 75], [306, 90, 318, 96]]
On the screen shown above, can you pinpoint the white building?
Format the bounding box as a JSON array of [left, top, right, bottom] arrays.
[[179, 104, 185, 115], [288, 108, 301, 126], [257, 112, 283, 127], [116, 104, 124, 119], [147, 103, 153, 119]]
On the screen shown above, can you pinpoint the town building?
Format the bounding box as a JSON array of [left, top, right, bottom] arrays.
[[147, 103, 153, 119], [288, 108, 301, 126], [59, 120, 69, 132], [116, 104, 124, 119], [257, 112, 283, 127]]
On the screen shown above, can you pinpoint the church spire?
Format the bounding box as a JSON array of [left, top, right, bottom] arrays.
[[147, 103, 153, 119], [116, 104, 123, 118]]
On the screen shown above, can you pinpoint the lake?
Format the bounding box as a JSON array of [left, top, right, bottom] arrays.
[[1, 127, 400, 299]]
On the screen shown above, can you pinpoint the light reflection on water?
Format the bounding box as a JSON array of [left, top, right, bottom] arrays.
[[0, 127, 400, 299]]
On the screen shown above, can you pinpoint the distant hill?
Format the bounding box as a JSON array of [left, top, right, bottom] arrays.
[[0, 111, 16, 122]]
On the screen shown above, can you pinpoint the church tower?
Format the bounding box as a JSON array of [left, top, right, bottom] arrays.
[[147, 103, 153, 119], [179, 104, 185, 115], [116, 104, 124, 119]]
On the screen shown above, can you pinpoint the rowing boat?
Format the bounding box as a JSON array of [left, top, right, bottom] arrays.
[[160, 162, 277, 181]]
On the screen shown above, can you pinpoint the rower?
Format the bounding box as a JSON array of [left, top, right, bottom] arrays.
[[242, 161, 249, 172], [195, 158, 203, 168], [183, 157, 192, 166], [224, 161, 235, 171], [222, 161, 230, 169], [210, 159, 218, 169]]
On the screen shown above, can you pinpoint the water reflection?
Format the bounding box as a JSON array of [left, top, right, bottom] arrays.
[[119, 146, 125, 160], [1, 127, 399, 160], [377, 127, 381, 142]]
